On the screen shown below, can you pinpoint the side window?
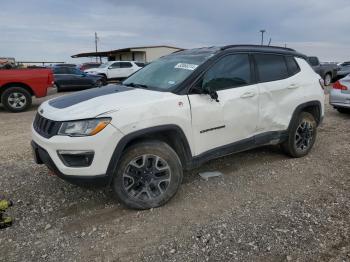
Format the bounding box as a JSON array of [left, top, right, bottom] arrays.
[[202, 54, 252, 91], [254, 54, 289, 82], [67, 68, 80, 75], [285, 56, 300, 76], [109, 62, 120, 69], [308, 57, 319, 66], [120, 62, 132, 68], [53, 68, 65, 74]]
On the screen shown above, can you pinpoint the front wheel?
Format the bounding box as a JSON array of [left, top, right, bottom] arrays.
[[94, 79, 103, 87], [1, 87, 32, 112], [112, 141, 183, 209], [282, 112, 317, 158], [324, 73, 332, 86]]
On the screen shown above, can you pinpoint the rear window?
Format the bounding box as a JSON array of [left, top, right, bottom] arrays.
[[135, 62, 145, 67], [254, 54, 289, 82], [285, 56, 300, 76]]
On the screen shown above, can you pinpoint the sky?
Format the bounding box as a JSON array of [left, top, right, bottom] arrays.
[[1, 0, 350, 63]]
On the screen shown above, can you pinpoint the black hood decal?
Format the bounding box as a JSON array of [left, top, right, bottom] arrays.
[[49, 85, 133, 109]]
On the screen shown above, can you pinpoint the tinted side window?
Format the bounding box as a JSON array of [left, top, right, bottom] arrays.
[[120, 62, 132, 68], [308, 57, 319, 66], [67, 68, 80, 75], [53, 68, 65, 74], [202, 54, 251, 91], [110, 62, 120, 69], [254, 54, 289, 82], [285, 56, 300, 76]]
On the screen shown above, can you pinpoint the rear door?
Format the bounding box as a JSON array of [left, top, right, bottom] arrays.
[[254, 53, 304, 132], [188, 53, 259, 155], [53, 67, 71, 87]]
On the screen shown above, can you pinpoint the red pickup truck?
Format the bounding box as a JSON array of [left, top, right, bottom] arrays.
[[0, 69, 54, 112]]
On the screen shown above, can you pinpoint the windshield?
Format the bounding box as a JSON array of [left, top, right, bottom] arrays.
[[98, 63, 109, 68], [123, 53, 212, 91]]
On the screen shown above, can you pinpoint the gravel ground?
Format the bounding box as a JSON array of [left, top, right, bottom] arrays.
[[0, 89, 349, 262]]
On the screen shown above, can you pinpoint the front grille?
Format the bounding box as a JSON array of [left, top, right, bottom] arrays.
[[33, 113, 61, 138]]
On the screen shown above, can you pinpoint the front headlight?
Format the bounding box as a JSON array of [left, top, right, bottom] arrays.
[[58, 118, 111, 137]]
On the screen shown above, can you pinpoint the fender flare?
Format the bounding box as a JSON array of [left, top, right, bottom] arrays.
[[288, 100, 323, 131], [105, 124, 193, 184]]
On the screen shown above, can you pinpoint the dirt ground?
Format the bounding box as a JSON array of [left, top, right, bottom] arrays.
[[0, 89, 349, 262]]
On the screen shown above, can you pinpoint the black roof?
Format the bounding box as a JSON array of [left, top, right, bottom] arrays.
[[173, 45, 306, 59]]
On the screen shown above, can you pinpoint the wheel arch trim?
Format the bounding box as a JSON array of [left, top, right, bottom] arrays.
[[105, 124, 193, 184], [288, 100, 323, 131]]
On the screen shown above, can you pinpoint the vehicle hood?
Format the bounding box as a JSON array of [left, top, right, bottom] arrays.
[[39, 84, 170, 121], [84, 67, 105, 73]]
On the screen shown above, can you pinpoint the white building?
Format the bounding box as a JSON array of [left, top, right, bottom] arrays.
[[72, 45, 183, 63]]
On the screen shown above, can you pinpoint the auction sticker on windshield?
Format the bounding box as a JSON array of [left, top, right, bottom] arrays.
[[174, 63, 198, 70]]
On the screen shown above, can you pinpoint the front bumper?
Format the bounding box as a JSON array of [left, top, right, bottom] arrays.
[[31, 123, 124, 186], [31, 141, 109, 187]]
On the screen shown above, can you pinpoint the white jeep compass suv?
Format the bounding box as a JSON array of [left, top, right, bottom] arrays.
[[31, 45, 325, 209]]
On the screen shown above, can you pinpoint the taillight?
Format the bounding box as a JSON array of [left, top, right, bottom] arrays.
[[333, 81, 348, 90], [319, 79, 325, 90]]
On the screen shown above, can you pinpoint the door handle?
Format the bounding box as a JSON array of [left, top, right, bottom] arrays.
[[288, 84, 299, 89], [240, 92, 256, 98]]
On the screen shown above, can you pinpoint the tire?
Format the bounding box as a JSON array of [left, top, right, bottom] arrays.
[[337, 108, 350, 114], [282, 112, 317, 158], [324, 73, 332, 86], [99, 74, 107, 83], [94, 79, 103, 87], [1, 87, 32, 113], [112, 141, 183, 209], [54, 83, 62, 92]]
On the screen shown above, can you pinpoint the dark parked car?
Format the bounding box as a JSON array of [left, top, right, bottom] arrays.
[[54, 63, 77, 68], [79, 62, 101, 71], [53, 66, 105, 92], [307, 56, 338, 86], [336, 61, 350, 80]]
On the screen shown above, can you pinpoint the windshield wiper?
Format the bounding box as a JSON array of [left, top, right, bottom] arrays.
[[124, 82, 149, 89]]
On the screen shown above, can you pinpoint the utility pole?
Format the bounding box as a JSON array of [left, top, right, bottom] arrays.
[[260, 29, 266, 46], [95, 32, 99, 63]]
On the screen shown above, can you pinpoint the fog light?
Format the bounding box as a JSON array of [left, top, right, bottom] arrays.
[[57, 150, 94, 167]]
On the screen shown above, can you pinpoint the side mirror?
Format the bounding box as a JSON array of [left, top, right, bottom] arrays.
[[203, 85, 219, 102], [108, 66, 113, 69]]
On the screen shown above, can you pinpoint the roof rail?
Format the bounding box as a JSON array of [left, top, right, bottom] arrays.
[[220, 44, 296, 52]]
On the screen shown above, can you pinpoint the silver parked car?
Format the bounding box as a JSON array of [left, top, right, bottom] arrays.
[[330, 74, 350, 113]]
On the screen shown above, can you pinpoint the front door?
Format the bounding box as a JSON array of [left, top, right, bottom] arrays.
[[188, 53, 259, 155], [107, 62, 122, 78]]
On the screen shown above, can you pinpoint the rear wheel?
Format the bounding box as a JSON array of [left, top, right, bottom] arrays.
[[112, 141, 183, 209], [54, 83, 62, 92], [1, 87, 32, 112], [337, 108, 350, 114], [282, 112, 317, 158]]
